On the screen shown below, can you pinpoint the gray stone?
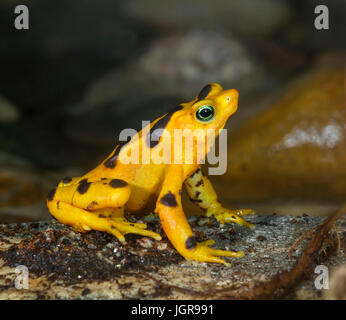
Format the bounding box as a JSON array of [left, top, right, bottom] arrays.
[[84, 31, 268, 109], [124, 0, 292, 37]]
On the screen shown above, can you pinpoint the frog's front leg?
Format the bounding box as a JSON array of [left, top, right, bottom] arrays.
[[185, 168, 255, 228], [46, 178, 161, 242], [156, 165, 243, 265]]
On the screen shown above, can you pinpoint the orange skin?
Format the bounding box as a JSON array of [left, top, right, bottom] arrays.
[[47, 83, 254, 265]]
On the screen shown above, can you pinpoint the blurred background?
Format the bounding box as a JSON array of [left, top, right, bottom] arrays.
[[0, 0, 345, 223]]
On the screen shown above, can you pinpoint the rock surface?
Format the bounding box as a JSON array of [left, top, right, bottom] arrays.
[[0, 213, 344, 299]]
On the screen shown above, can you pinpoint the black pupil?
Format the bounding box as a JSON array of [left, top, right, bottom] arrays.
[[200, 108, 211, 118], [197, 106, 214, 121]]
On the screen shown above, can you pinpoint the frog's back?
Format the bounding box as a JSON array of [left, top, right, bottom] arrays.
[[81, 120, 168, 212]]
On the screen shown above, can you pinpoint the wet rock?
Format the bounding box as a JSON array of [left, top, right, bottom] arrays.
[[124, 0, 292, 37], [0, 214, 344, 299], [0, 95, 20, 123], [217, 62, 346, 204]]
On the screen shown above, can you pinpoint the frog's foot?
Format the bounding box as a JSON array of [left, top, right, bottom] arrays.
[[234, 208, 255, 217], [189, 239, 243, 266], [47, 200, 162, 243], [108, 217, 162, 242], [206, 207, 255, 229]]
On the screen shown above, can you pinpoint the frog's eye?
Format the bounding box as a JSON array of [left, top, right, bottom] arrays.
[[195, 105, 215, 122]]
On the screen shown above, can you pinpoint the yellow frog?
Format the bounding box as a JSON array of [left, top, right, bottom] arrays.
[[47, 83, 254, 265]]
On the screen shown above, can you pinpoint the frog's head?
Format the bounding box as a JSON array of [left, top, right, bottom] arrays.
[[173, 83, 238, 135], [166, 83, 238, 162], [193, 83, 238, 129]]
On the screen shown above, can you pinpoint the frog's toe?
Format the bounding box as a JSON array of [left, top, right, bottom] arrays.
[[111, 220, 162, 241], [108, 226, 126, 243], [208, 209, 255, 229], [189, 239, 243, 265], [236, 208, 255, 216], [77, 211, 160, 242], [111, 217, 147, 229]]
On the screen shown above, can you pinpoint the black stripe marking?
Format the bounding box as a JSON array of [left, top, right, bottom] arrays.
[[189, 168, 201, 178], [47, 188, 56, 201], [170, 105, 184, 113], [189, 197, 202, 203], [77, 181, 91, 194], [146, 105, 183, 148], [87, 201, 98, 209], [62, 177, 72, 184], [109, 179, 128, 188], [79, 178, 88, 185], [185, 236, 197, 250], [197, 84, 212, 101], [195, 179, 204, 187], [160, 191, 178, 207], [104, 137, 132, 169]]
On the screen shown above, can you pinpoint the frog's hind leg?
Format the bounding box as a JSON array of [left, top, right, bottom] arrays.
[[48, 200, 125, 241], [46, 178, 161, 242], [47, 201, 161, 242]]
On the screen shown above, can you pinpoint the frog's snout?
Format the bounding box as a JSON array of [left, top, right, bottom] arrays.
[[224, 89, 239, 104], [215, 89, 239, 115]]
